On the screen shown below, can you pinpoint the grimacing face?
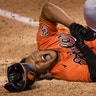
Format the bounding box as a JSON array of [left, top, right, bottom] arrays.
[[25, 50, 60, 74]]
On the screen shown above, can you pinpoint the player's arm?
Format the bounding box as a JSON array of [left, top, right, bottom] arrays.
[[41, 2, 74, 27], [69, 24, 96, 82], [79, 45, 96, 82], [41, 2, 95, 41]]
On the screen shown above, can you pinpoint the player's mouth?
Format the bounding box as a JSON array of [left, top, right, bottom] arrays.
[[41, 50, 59, 63], [42, 54, 52, 61]]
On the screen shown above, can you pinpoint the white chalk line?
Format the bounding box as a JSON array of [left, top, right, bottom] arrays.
[[0, 9, 39, 26]]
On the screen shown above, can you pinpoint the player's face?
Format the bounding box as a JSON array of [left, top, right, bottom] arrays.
[[25, 50, 60, 74]]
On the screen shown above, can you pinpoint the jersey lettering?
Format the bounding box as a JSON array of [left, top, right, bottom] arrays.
[[58, 33, 86, 64], [58, 33, 76, 50]]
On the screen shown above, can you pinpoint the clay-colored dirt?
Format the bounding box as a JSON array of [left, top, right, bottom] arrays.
[[0, 0, 96, 96]]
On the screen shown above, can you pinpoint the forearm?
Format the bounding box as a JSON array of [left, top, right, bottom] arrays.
[[80, 45, 96, 81], [80, 45, 96, 67], [41, 2, 74, 27]]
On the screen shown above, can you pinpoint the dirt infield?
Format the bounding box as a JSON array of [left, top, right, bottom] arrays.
[[0, 0, 96, 96]]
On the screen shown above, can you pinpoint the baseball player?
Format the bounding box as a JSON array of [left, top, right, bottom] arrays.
[[4, 1, 96, 92]]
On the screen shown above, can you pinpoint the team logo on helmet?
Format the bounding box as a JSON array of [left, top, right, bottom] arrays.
[[27, 71, 35, 81]]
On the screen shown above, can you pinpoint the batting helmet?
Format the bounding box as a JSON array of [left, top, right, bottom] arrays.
[[4, 63, 37, 92]]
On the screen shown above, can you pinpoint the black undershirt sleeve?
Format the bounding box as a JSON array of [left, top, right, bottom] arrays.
[[80, 45, 96, 82]]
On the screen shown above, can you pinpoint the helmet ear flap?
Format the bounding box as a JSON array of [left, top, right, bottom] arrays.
[[6, 63, 25, 92]]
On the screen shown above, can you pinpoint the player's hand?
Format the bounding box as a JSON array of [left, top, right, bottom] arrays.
[[82, 27, 96, 41], [69, 23, 96, 41], [69, 23, 84, 41], [69, 23, 85, 49]]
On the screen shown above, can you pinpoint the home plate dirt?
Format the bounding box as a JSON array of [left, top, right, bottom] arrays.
[[0, 0, 96, 96]]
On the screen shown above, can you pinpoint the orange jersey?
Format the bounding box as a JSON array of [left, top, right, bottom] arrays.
[[37, 17, 96, 82]]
